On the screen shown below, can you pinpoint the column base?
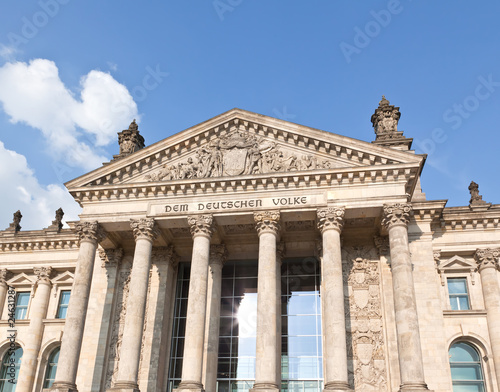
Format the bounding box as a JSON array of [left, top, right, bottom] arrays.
[[50, 382, 78, 392], [399, 383, 433, 392], [250, 382, 279, 392], [174, 381, 205, 392], [107, 380, 140, 392], [323, 381, 353, 392]]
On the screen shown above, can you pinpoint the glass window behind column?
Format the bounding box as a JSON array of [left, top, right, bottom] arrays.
[[0, 346, 23, 392], [56, 291, 71, 319], [14, 292, 29, 320], [447, 278, 470, 310]]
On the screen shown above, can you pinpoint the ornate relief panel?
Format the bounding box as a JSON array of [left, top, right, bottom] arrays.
[[343, 245, 388, 391]]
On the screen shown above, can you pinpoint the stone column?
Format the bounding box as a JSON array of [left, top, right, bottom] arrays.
[[51, 222, 106, 392], [0, 269, 10, 317], [204, 244, 227, 392], [176, 215, 215, 392], [317, 207, 352, 392], [474, 248, 500, 388], [112, 219, 159, 392], [17, 267, 53, 392], [275, 242, 285, 388], [382, 203, 430, 392], [251, 211, 281, 392]]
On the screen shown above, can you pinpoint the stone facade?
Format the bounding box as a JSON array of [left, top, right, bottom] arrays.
[[0, 100, 499, 392]]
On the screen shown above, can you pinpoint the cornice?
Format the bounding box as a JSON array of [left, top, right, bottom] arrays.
[[0, 230, 79, 252], [68, 163, 421, 205]]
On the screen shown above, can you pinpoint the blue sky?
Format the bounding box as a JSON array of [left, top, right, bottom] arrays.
[[0, 1, 499, 229]]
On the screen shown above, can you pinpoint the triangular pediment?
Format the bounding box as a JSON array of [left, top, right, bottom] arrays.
[[66, 109, 424, 201], [7, 272, 34, 286], [51, 271, 74, 284], [439, 255, 476, 271]]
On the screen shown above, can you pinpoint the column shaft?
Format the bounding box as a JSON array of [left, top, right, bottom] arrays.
[[204, 245, 226, 392], [317, 207, 351, 392], [383, 203, 430, 392], [252, 211, 280, 392], [17, 268, 52, 392], [475, 249, 500, 388], [177, 215, 214, 392], [51, 221, 105, 392], [112, 218, 158, 392], [0, 270, 9, 317]]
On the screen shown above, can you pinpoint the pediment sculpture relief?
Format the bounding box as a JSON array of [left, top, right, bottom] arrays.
[[145, 130, 334, 181]]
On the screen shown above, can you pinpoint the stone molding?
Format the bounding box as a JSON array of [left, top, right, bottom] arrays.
[[474, 248, 500, 271], [151, 245, 178, 266], [188, 214, 215, 238], [254, 210, 281, 236], [33, 266, 53, 284], [130, 218, 159, 242], [99, 248, 124, 268], [75, 221, 106, 244], [381, 203, 412, 229], [317, 207, 345, 233]]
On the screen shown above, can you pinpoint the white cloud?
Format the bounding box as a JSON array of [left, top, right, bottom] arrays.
[[0, 141, 81, 230], [0, 59, 138, 171], [0, 44, 18, 61]]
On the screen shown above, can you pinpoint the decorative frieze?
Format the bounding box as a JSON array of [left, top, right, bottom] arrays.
[[254, 210, 281, 235], [381, 203, 412, 229], [130, 218, 159, 242], [75, 221, 106, 244], [317, 207, 345, 233], [474, 248, 500, 271], [188, 214, 215, 238]]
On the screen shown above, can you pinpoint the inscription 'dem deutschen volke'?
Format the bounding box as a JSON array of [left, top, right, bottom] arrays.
[[165, 196, 308, 213]]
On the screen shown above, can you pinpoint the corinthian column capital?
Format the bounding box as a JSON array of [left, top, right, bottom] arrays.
[[254, 210, 280, 236], [151, 245, 178, 267], [210, 244, 228, 267], [188, 214, 215, 238], [0, 269, 10, 287], [99, 248, 124, 268], [75, 221, 106, 244], [130, 218, 159, 242], [382, 203, 412, 229], [317, 207, 345, 233], [34, 267, 53, 285], [474, 248, 500, 271]]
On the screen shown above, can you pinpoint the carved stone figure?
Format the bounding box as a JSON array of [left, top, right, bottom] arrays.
[[46, 208, 64, 232], [468, 181, 491, 208], [112, 120, 145, 161], [145, 128, 334, 182], [371, 96, 402, 141], [6, 210, 22, 232]]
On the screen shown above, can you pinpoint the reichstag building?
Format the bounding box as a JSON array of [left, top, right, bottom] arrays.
[[0, 97, 499, 392]]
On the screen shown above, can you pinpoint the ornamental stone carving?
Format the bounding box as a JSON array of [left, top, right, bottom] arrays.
[[130, 218, 159, 242], [381, 203, 412, 229], [373, 236, 389, 257], [276, 241, 285, 261], [34, 267, 52, 284], [113, 120, 145, 161], [0, 269, 9, 286], [46, 208, 64, 232], [474, 248, 500, 271], [75, 221, 106, 244], [317, 207, 345, 233], [188, 214, 215, 238], [99, 248, 124, 269], [468, 181, 491, 209], [371, 96, 401, 140], [6, 210, 22, 232], [210, 244, 228, 267], [144, 128, 334, 182], [254, 211, 281, 236], [151, 245, 178, 267]]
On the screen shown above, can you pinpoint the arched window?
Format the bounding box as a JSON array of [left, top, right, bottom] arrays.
[[43, 347, 60, 388], [0, 346, 23, 392], [449, 342, 486, 391]]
